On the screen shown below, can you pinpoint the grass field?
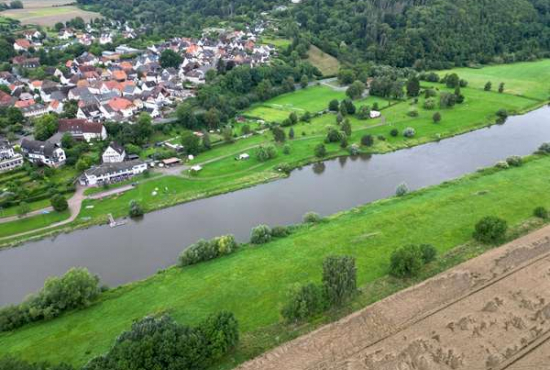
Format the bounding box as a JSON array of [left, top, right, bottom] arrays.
[[1, 0, 100, 26], [440, 60, 550, 101], [4, 153, 550, 366], [306, 45, 340, 76]]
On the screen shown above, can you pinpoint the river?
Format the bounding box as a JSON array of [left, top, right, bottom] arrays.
[[1, 106, 549, 306]]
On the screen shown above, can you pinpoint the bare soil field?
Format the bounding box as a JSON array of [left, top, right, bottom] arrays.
[[0, 0, 100, 26], [238, 224, 550, 370]]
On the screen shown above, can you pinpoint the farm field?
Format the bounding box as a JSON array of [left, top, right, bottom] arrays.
[[4, 152, 550, 366], [0, 0, 100, 26], [440, 60, 550, 101]]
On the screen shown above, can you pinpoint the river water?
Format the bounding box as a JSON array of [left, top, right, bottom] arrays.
[[1, 106, 549, 306]]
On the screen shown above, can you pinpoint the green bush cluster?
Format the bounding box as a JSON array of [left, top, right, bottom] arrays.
[[534, 206, 548, 219], [389, 244, 437, 278], [179, 235, 238, 266], [473, 216, 508, 243], [0, 268, 101, 332]]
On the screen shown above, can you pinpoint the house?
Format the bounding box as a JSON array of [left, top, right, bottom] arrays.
[[0, 91, 16, 107], [58, 28, 75, 40], [102, 142, 126, 163], [20, 103, 47, 118], [13, 39, 31, 52], [58, 119, 108, 142], [107, 97, 135, 117], [48, 100, 64, 114], [20, 139, 66, 168], [370, 110, 381, 119], [79, 159, 147, 186], [0, 140, 24, 173]]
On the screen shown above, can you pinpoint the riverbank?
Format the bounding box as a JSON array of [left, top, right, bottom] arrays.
[[3, 151, 550, 366], [0, 82, 543, 249]]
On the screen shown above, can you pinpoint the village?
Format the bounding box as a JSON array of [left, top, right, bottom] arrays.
[[0, 19, 276, 191]]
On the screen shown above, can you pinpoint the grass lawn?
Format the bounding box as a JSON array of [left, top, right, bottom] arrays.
[[1, 5, 100, 26], [439, 60, 550, 101], [306, 45, 340, 76], [260, 37, 291, 49], [244, 85, 346, 121], [4, 154, 550, 366], [0, 210, 69, 238]]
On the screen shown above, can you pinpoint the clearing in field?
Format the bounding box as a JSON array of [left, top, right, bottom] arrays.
[[0, 0, 100, 26], [306, 45, 340, 76], [440, 60, 550, 101], [244, 85, 346, 121]]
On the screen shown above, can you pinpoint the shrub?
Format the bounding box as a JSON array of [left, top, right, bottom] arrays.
[[303, 211, 322, 223], [407, 108, 419, 117], [322, 255, 357, 306], [128, 200, 144, 218], [277, 162, 292, 174], [314, 143, 327, 158], [328, 99, 339, 111], [390, 128, 399, 137], [83, 312, 238, 370], [50, 194, 68, 212], [361, 134, 374, 147], [395, 182, 409, 196], [377, 135, 386, 141], [349, 144, 360, 155], [432, 112, 442, 123], [178, 235, 238, 266], [534, 206, 548, 219], [326, 127, 344, 143], [424, 89, 437, 98], [419, 244, 437, 263], [0, 268, 100, 332], [403, 127, 416, 138], [271, 226, 290, 238], [423, 98, 436, 110], [281, 283, 326, 322], [506, 155, 522, 167], [250, 224, 272, 244], [473, 216, 508, 243], [256, 144, 277, 162], [484, 81, 492, 91], [283, 144, 291, 155], [538, 143, 550, 154], [495, 160, 509, 169], [496, 108, 508, 120], [389, 245, 424, 278]]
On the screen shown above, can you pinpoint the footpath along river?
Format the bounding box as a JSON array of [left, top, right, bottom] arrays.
[[1, 106, 549, 306]]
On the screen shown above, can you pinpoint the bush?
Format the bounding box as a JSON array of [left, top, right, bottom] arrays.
[[322, 255, 357, 306], [496, 108, 508, 122], [419, 244, 437, 263], [256, 144, 277, 162], [538, 143, 550, 154], [128, 200, 144, 218], [407, 108, 419, 117], [432, 112, 442, 123], [0, 268, 100, 332], [250, 224, 272, 244], [83, 312, 238, 370], [314, 143, 327, 158], [361, 134, 374, 147], [271, 226, 290, 238], [390, 128, 399, 137], [473, 216, 508, 243], [534, 206, 548, 219], [423, 98, 436, 110], [395, 182, 409, 196], [403, 127, 416, 138], [50, 194, 68, 212], [495, 160, 509, 169], [281, 283, 326, 322], [325, 127, 344, 143], [178, 235, 238, 266], [303, 211, 321, 223], [282, 144, 291, 155], [506, 155, 522, 167], [349, 144, 360, 155], [389, 245, 424, 278]]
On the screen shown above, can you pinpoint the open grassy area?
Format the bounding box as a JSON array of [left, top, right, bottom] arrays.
[[439, 60, 550, 101], [0, 210, 69, 238], [260, 37, 291, 49], [3, 152, 550, 366], [306, 45, 340, 76], [1, 5, 100, 26]]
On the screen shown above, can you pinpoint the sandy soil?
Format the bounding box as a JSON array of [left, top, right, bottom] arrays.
[[237, 224, 550, 370]]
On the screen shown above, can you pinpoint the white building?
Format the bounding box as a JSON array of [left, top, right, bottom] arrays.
[[102, 142, 126, 163], [0, 140, 24, 173], [20, 139, 66, 168], [79, 160, 147, 186], [58, 119, 108, 142]]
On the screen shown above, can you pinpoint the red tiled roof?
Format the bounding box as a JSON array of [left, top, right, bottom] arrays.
[[15, 39, 31, 49], [108, 97, 132, 111], [58, 119, 104, 134]]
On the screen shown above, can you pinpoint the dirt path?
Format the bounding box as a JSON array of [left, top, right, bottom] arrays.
[[237, 224, 550, 370]]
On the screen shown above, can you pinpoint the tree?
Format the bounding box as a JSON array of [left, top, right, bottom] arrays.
[[50, 194, 68, 212], [341, 120, 352, 136], [484, 81, 492, 91], [406, 76, 420, 97], [289, 111, 298, 125], [281, 283, 325, 322], [337, 69, 355, 85], [325, 127, 343, 143], [433, 112, 442, 123], [256, 144, 277, 162], [181, 131, 201, 155], [361, 134, 374, 147], [54, 22, 64, 32], [389, 245, 424, 278], [17, 201, 30, 217], [346, 80, 365, 100], [322, 255, 356, 306], [341, 99, 356, 115], [289, 127, 295, 139], [272, 126, 286, 143], [75, 157, 91, 172], [473, 216, 507, 243], [357, 105, 371, 120], [33, 114, 58, 141], [202, 133, 211, 150], [395, 182, 409, 196], [498, 82, 505, 93], [250, 225, 272, 244], [328, 99, 339, 112], [204, 108, 220, 129], [159, 49, 183, 68], [222, 126, 233, 143], [128, 200, 144, 218], [314, 143, 326, 158], [445, 73, 460, 88], [9, 0, 23, 8], [439, 92, 456, 109], [62, 100, 78, 118], [135, 113, 153, 143], [300, 74, 309, 88]]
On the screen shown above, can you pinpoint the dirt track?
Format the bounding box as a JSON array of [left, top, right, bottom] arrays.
[[238, 224, 550, 370]]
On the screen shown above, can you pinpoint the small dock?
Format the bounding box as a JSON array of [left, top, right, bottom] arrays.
[[108, 213, 127, 228]]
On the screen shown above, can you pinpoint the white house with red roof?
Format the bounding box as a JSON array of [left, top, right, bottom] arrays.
[[13, 39, 31, 52], [58, 118, 107, 142]]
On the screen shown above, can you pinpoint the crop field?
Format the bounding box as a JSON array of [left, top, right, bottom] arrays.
[[0, 0, 101, 26], [440, 60, 550, 101], [244, 85, 347, 121]]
